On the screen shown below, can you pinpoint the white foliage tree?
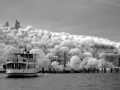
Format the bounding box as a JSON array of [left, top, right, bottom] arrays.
[[0, 24, 120, 69], [70, 55, 81, 70], [98, 59, 108, 68], [69, 48, 82, 58], [51, 61, 59, 69], [86, 57, 99, 68], [2, 45, 20, 64], [26, 26, 34, 31], [82, 52, 93, 59], [30, 48, 51, 68]]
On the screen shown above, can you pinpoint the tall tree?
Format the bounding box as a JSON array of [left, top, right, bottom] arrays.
[[4, 21, 9, 27], [15, 20, 21, 30]]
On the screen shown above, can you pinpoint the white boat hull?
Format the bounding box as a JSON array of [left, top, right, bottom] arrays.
[[6, 69, 37, 77]]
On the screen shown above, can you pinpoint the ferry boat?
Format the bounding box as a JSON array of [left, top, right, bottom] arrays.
[[5, 53, 38, 77]]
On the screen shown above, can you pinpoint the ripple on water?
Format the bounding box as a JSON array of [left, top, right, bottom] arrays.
[[0, 73, 120, 90]]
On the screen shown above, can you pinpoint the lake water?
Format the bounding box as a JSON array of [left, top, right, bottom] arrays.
[[0, 73, 120, 90]]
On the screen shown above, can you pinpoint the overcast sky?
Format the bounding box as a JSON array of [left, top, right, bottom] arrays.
[[0, 0, 120, 42]]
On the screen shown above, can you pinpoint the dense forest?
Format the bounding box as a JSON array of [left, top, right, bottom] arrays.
[[0, 23, 120, 70]]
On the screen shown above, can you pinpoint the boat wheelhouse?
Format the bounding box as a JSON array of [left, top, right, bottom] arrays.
[[6, 53, 38, 77]]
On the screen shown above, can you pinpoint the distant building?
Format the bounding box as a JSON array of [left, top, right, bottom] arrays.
[[15, 20, 21, 30]]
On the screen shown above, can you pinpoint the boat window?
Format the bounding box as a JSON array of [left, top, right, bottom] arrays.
[[21, 54, 24, 57], [17, 63, 21, 69], [15, 63, 26, 69], [20, 63, 26, 69], [6, 63, 14, 69], [28, 59, 36, 62], [27, 64, 30, 69], [23, 59, 26, 62], [28, 54, 33, 59], [6, 63, 26, 69], [27, 64, 36, 69], [23, 54, 27, 58]]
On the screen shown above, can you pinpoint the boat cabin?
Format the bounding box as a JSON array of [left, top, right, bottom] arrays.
[[7, 53, 36, 62], [6, 53, 37, 70]]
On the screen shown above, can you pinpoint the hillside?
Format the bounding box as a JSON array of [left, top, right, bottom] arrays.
[[0, 25, 120, 69]]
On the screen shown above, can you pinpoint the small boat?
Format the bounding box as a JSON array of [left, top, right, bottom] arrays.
[[6, 53, 38, 77]]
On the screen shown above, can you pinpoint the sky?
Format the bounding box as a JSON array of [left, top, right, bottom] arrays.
[[0, 0, 120, 42]]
